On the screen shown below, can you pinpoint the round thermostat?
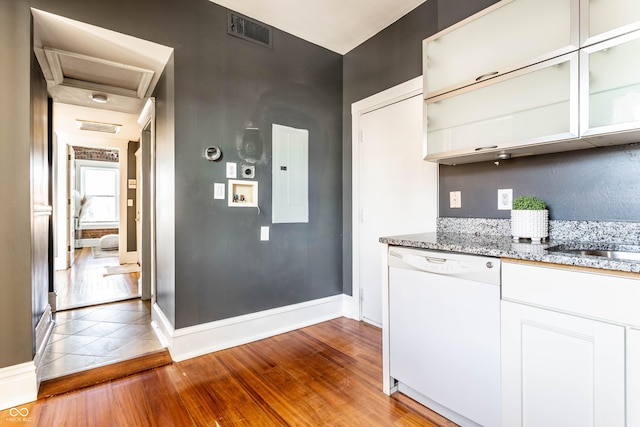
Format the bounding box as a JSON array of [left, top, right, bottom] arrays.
[[204, 146, 222, 161]]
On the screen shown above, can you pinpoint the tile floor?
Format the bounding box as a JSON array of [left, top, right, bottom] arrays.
[[39, 299, 164, 381]]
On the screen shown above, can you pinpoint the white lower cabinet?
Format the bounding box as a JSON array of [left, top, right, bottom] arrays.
[[501, 300, 626, 427], [630, 328, 640, 427]]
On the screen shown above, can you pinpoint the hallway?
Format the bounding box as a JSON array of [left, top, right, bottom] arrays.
[[55, 247, 139, 310], [43, 246, 162, 381]]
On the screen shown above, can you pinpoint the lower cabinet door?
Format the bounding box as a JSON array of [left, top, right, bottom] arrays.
[[629, 328, 640, 427], [501, 301, 625, 427]]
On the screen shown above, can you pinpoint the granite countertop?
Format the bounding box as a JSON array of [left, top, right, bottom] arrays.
[[380, 231, 640, 274]]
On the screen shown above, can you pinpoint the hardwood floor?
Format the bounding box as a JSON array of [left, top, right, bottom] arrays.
[[2, 318, 457, 426], [55, 247, 139, 310]]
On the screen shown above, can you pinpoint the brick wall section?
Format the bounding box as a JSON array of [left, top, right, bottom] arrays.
[[73, 146, 119, 162], [77, 229, 118, 239]]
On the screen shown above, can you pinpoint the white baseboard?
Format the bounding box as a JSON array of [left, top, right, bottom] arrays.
[[153, 294, 345, 362], [34, 305, 55, 375], [54, 255, 66, 271], [76, 238, 100, 247], [0, 362, 37, 411], [341, 294, 360, 320], [119, 251, 138, 265], [48, 292, 57, 313]]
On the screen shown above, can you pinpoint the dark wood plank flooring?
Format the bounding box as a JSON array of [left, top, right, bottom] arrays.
[[2, 318, 457, 426]]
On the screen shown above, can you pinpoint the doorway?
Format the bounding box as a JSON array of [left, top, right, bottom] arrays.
[[32, 8, 172, 380], [54, 144, 139, 310], [352, 77, 438, 326]]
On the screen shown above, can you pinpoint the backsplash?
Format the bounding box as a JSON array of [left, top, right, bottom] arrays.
[[438, 217, 640, 244], [438, 144, 640, 221]]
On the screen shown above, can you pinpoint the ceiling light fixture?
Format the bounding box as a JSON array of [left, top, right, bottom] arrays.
[[91, 93, 108, 103]]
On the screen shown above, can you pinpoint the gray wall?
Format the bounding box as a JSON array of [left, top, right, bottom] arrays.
[[31, 42, 51, 347], [127, 141, 139, 252], [154, 54, 176, 325], [341, 0, 499, 295], [171, 6, 343, 327], [28, 0, 343, 329], [0, 0, 37, 368], [439, 144, 640, 221]]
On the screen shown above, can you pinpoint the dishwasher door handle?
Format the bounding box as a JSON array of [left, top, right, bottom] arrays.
[[424, 256, 446, 264]]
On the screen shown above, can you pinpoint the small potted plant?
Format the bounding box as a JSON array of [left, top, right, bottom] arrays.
[[511, 195, 548, 243]]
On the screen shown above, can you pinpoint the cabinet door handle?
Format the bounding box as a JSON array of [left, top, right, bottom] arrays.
[[475, 145, 498, 151], [475, 71, 499, 82]]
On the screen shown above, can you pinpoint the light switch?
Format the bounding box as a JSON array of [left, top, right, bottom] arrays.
[[226, 162, 237, 178], [127, 199, 134, 207], [214, 183, 225, 200], [260, 226, 269, 241]]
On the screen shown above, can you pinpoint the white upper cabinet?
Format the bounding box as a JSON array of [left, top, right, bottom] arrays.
[[580, 29, 640, 142], [423, 0, 578, 99], [422, 0, 640, 164], [425, 53, 584, 164], [581, 0, 640, 47]]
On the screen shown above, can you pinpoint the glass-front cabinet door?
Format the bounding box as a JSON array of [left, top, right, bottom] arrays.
[[424, 0, 578, 99], [425, 53, 580, 164], [581, 0, 640, 47], [580, 30, 640, 137]]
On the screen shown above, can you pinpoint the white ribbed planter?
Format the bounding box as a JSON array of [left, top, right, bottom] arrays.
[[511, 210, 549, 243]]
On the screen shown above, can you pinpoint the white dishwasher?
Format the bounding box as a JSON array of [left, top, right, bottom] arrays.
[[388, 246, 501, 427]]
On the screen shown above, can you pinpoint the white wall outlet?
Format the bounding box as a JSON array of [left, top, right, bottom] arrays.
[[449, 191, 462, 209], [226, 162, 237, 178], [214, 182, 225, 199], [498, 188, 513, 210], [260, 226, 269, 241]]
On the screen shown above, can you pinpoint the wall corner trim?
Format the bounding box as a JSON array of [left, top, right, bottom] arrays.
[[341, 294, 360, 320], [0, 362, 38, 411], [153, 295, 346, 362]]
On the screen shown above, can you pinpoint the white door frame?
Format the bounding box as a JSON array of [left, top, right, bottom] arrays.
[[137, 98, 156, 302], [349, 76, 423, 320]]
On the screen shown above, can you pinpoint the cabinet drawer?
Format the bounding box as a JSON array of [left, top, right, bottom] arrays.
[[502, 261, 640, 326], [424, 0, 578, 99], [425, 53, 579, 162]]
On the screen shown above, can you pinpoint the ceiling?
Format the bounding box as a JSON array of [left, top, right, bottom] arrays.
[[210, 0, 427, 54], [31, 8, 173, 147], [32, 1, 426, 147]]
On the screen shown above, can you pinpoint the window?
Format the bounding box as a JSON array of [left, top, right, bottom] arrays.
[[77, 160, 119, 226]]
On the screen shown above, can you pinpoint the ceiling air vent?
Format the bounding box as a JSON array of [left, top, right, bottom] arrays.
[[228, 12, 273, 48], [75, 120, 122, 134]]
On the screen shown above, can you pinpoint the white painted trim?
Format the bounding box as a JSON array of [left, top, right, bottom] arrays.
[[33, 305, 54, 371], [341, 294, 359, 320], [76, 238, 100, 247], [138, 97, 156, 303], [48, 291, 57, 313], [0, 362, 37, 411], [151, 302, 172, 349], [350, 76, 423, 322], [153, 295, 344, 362]]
